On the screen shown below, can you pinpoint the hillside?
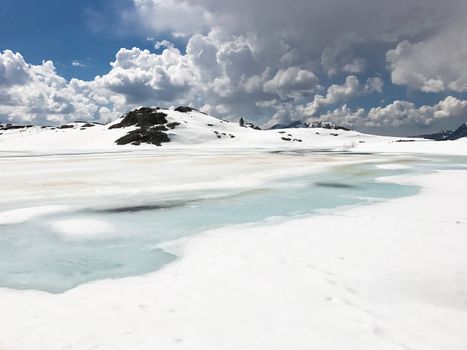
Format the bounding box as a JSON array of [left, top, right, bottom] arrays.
[[1, 106, 466, 154]]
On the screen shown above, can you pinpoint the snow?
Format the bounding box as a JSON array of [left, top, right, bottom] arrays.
[[0, 165, 466, 349], [0, 205, 69, 225], [51, 218, 115, 239], [0, 108, 467, 349], [0, 108, 412, 153], [1, 108, 466, 154], [375, 163, 411, 170]]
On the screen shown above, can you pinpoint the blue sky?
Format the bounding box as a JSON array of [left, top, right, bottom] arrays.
[[1, 0, 466, 135], [0, 0, 157, 80]]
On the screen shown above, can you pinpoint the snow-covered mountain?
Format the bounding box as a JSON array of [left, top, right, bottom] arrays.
[[1, 106, 466, 154], [269, 120, 350, 131], [416, 122, 467, 141], [0, 106, 379, 151]]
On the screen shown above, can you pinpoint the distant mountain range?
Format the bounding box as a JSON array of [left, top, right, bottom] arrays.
[[415, 123, 467, 141], [269, 120, 350, 131]]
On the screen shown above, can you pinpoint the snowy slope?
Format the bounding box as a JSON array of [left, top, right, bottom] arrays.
[[0, 108, 390, 152], [1, 107, 466, 154]]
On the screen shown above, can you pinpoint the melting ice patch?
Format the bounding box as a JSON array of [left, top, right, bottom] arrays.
[[0, 158, 422, 294]]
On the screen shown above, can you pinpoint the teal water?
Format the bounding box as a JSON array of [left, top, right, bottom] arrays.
[[0, 152, 465, 293]]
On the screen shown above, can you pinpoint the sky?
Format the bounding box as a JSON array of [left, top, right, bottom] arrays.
[[1, 0, 467, 135]]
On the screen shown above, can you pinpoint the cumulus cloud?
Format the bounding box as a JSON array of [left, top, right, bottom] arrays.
[[387, 17, 467, 92], [0, 50, 118, 124], [0, 50, 30, 87], [298, 75, 383, 117], [2, 0, 467, 133], [263, 67, 319, 97], [318, 96, 467, 129], [131, 0, 467, 76]]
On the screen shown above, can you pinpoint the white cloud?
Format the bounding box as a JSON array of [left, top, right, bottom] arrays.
[[71, 60, 86, 68], [2, 0, 467, 133], [0, 50, 30, 87], [263, 67, 319, 97], [130, 0, 467, 77], [0, 50, 117, 124], [298, 75, 383, 117], [318, 96, 467, 128], [387, 15, 467, 93]]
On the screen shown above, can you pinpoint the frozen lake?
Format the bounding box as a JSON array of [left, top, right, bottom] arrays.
[[0, 150, 465, 293]]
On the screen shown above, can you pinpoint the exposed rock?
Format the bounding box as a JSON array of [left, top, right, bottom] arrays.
[[81, 123, 95, 128], [1, 124, 26, 130], [59, 125, 74, 129], [109, 108, 168, 129], [152, 125, 169, 131], [310, 121, 350, 131], [175, 106, 194, 113], [115, 127, 170, 146], [166, 122, 180, 129], [245, 122, 262, 130]]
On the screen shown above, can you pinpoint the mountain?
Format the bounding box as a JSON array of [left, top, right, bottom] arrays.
[[416, 122, 467, 141], [449, 122, 467, 140], [269, 120, 350, 131], [0, 106, 408, 152]]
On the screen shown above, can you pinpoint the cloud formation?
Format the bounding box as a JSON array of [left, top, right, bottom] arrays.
[[319, 96, 467, 129], [0, 50, 118, 124], [1, 0, 467, 133]]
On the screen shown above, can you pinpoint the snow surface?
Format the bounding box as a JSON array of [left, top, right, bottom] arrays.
[[0, 110, 410, 153], [1, 109, 467, 349], [4, 108, 466, 154], [0, 163, 466, 349]]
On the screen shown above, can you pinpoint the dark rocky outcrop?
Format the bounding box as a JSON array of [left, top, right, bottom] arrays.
[[59, 125, 74, 129], [175, 106, 194, 113], [109, 108, 168, 129], [310, 121, 350, 131], [0, 124, 27, 130], [166, 122, 180, 129], [109, 107, 178, 146], [116, 127, 170, 146]]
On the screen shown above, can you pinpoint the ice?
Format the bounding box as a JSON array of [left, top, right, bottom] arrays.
[[0, 149, 466, 349], [0, 151, 432, 293]]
